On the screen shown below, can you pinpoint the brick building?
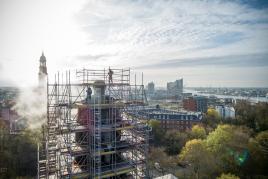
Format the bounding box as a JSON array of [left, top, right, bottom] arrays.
[[128, 107, 202, 131], [183, 96, 208, 113]]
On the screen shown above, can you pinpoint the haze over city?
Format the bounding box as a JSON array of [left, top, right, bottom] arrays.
[[0, 0, 268, 87]]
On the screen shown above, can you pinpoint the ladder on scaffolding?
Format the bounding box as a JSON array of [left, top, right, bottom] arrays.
[[37, 105, 58, 179], [94, 98, 102, 179], [37, 142, 47, 179], [47, 105, 58, 177]]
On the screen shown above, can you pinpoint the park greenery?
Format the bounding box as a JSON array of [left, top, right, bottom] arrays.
[[0, 120, 41, 179], [148, 101, 268, 179]]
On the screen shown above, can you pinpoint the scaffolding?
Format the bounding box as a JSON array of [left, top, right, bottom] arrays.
[[38, 68, 150, 179]]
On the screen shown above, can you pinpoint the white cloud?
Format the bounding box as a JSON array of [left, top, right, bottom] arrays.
[[76, 0, 268, 61], [72, 0, 268, 87]]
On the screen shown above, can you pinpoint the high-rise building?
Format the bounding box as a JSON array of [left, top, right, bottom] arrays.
[[195, 96, 208, 113], [183, 96, 208, 113], [38, 52, 48, 88], [167, 78, 183, 99], [147, 82, 155, 96]]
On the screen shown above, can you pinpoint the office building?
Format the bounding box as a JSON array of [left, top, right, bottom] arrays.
[[166, 78, 183, 99]]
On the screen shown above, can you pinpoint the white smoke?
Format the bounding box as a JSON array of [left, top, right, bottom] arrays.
[[12, 87, 46, 129]]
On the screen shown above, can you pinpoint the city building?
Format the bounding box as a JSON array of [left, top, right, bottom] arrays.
[[0, 107, 25, 133], [167, 78, 183, 99], [147, 82, 155, 96], [207, 95, 220, 107], [195, 96, 208, 113], [183, 97, 196, 111], [182, 92, 192, 99], [38, 52, 48, 88], [128, 107, 202, 131], [150, 89, 167, 100], [224, 98, 236, 105], [215, 105, 235, 119], [183, 96, 208, 113]]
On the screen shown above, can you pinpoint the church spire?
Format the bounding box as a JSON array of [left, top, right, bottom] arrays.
[[38, 52, 48, 88]]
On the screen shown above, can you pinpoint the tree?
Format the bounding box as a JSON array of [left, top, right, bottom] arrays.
[[164, 130, 188, 155], [179, 139, 217, 179], [205, 125, 251, 175], [207, 108, 220, 118], [216, 173, 240, 179], [190, 125, 206, 139], [203, 108, 220, 128], [148, 147, 177, 178], [254, 103, 268, 131], [165, 131, 189, 155], [178, 125, 252, 178], [0, 123, 40, 178], [235, 101, 268, 132], [255, 130, 268, 155], [246, 130, 268, 176], [149, 120, 165, 145]]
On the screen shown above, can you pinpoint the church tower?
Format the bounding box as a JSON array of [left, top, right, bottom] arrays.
[[38, 52, 48, 88]]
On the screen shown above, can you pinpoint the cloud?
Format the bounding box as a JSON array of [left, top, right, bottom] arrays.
[[75, 53, 115, 61], [136, 53, 268, 69], [1, 0, 268, 87], [69, 0, 268, 87], [75, 0, 268, 66]]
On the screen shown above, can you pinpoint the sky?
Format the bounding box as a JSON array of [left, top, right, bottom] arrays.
[[0, 0, 268, 87]]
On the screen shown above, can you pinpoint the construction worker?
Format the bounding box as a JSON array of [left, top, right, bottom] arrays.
[[108, 68, 113, 83], [86, 86, 92, 103]]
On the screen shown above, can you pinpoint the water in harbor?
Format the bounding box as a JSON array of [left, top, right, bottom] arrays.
[[185, 89, 268, 103]]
